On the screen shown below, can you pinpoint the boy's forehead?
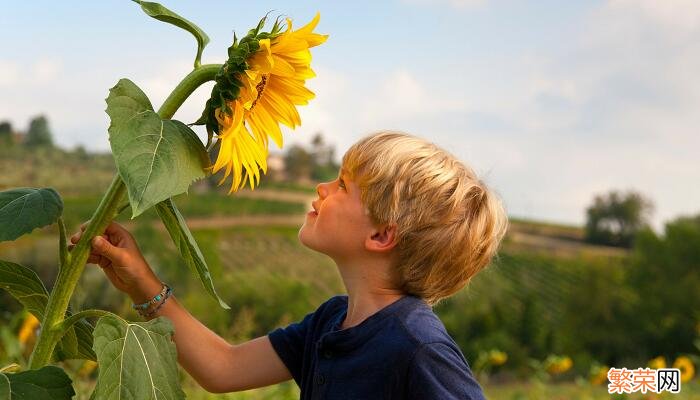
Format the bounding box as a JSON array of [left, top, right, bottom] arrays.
[[341, 167, 362, 182]]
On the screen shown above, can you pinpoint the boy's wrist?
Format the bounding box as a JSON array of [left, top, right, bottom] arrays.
[[127, 276, 164, 304]]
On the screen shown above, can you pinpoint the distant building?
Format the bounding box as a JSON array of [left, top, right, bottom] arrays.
[[12, 132, 25, 145], [267, 152, 286, 180]]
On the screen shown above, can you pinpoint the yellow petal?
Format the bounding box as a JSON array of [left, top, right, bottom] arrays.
[[270, 55, 296, 77]]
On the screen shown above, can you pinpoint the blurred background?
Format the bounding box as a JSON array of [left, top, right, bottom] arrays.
[[1, 1, 699, 399]]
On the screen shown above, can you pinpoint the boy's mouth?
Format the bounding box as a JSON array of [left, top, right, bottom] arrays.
[[308, 201, 319, 217]]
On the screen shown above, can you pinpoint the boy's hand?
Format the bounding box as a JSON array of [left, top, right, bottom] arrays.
[[69, 222, 162, 302]]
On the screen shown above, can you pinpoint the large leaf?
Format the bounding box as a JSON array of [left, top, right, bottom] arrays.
[[0, 260, 49, 319], [0, 188, 62, 242], [156, 198, 229, 309], [53, 309, 97, 362], [0, 365, 74, 400], [106, 79, 209, 218], [0, 260, 96, 361], [133, 0, 210, 68], [92, 315, 184, 400]]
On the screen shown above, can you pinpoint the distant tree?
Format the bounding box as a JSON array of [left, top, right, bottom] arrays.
[[24, 115, 53, 148], [584, 190, 654, 248], [0, 121, 12, 146], [73, 145, 90, 161], [284, 144, 313, 181], [309, 132, 340, 182], [625, 214, 700, 357]]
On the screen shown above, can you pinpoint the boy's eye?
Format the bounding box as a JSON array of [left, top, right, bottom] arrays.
[[338, 179, 346, 190]]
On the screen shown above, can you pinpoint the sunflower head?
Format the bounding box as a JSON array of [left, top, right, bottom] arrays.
[[673, 356, 695, 383], [196, 15, 285, 140], [195, 13, 327, 192], [487, 350, 507, 366], [18, 313, 40, 347], [544, 355, 573, 375], [588, 363, 609, 386]]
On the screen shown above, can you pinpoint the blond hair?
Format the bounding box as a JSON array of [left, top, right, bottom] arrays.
[[342, 131, 508, 306]]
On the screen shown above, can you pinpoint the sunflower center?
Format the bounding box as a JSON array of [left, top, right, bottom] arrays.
[[251, 74, 269, 110]]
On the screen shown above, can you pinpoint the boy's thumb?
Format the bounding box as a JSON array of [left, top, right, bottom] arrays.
[[93, 237, 120, 261]]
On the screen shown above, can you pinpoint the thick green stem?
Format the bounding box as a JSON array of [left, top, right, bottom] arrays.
[[158, 64, 221, 119], [28, 64, 222, 369], [29, 176, 126, 368]]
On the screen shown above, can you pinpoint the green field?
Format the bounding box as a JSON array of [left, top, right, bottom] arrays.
[[1, 164, 699, 399]]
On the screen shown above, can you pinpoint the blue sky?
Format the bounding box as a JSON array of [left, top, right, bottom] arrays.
[[2, 0, 699, 229]]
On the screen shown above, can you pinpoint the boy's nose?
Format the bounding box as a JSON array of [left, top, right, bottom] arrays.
[[316, 182, 329, 199]]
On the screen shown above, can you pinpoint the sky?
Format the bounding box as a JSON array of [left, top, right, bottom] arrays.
[[1, 0, 699, 230]]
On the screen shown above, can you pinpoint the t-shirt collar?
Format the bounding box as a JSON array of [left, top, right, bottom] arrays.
[[318, 294, 427, 353]]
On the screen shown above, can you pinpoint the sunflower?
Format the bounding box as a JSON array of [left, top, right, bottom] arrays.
[[589, 363, 609, 386], [545, 355, 573, 375], [648, 355, 667, 370], [18, 313, 40, 347], [673, 356, 695, 383], [206, 13, 327, 192], [487, 350, 508, 366]]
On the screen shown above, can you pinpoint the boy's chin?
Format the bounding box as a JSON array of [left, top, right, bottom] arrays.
[[298, 227, 326, 254]]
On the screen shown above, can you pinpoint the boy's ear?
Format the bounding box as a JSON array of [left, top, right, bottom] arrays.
[[365, 223, 398, 253]]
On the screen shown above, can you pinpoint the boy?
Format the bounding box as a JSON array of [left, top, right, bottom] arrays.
[[71, 131, 508, 399]]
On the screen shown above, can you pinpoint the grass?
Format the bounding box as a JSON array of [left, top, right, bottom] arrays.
[[483, 380, 700, 400], [2, 165, 698, 399], [59, 192, 304, 230]]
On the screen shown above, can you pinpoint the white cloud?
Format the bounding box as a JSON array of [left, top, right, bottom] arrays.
[[401, 0, 487, 9], [0, 61, 20, 86], [360, 69, 467, 124], [31, 58, 62, 84]]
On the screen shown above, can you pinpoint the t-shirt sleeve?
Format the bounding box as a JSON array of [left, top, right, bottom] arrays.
[[267, 310, 315, 384], [406, 342, 486, 400]]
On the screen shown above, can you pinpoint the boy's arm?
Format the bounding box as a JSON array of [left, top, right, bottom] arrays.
[[70, 222, 292, 393], [142, 287, 292, 393]]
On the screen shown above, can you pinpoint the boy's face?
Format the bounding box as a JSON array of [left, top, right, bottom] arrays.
[[298, 168, 377, 262]]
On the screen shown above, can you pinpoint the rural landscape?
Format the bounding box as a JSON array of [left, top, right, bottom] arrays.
[[0, 119, 698, 399]]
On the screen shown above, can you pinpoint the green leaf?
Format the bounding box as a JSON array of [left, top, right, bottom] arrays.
[[92, 315, 185, 400], [0, 260, 96, 361], [134, 0, 210, 68], [156, 198, 229, 309], [0, 188, 63, 242], [106, 79, 210, 218], [0, 366, 74, 400], [0, 260, 49, 319]]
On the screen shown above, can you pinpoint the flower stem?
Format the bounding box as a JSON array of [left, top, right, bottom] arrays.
[[29, 175, 126, 369], [157, 64, 221, 119], [28, 63, 222, 369]]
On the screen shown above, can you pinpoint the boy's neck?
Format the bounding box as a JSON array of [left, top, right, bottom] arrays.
[[336, 258, 405, 330]]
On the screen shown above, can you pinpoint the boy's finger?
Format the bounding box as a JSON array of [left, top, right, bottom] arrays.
[[103, 222, 129, 237], [92, 236, 126, 264], [87, 255, 100, 265]]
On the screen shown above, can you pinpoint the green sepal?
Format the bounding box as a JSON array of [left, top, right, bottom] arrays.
[[194, 15, 285, 146], [133, 0, 210, 68]]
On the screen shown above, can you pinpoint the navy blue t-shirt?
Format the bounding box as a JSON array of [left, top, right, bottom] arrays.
[[268, 294, 486, 399]]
